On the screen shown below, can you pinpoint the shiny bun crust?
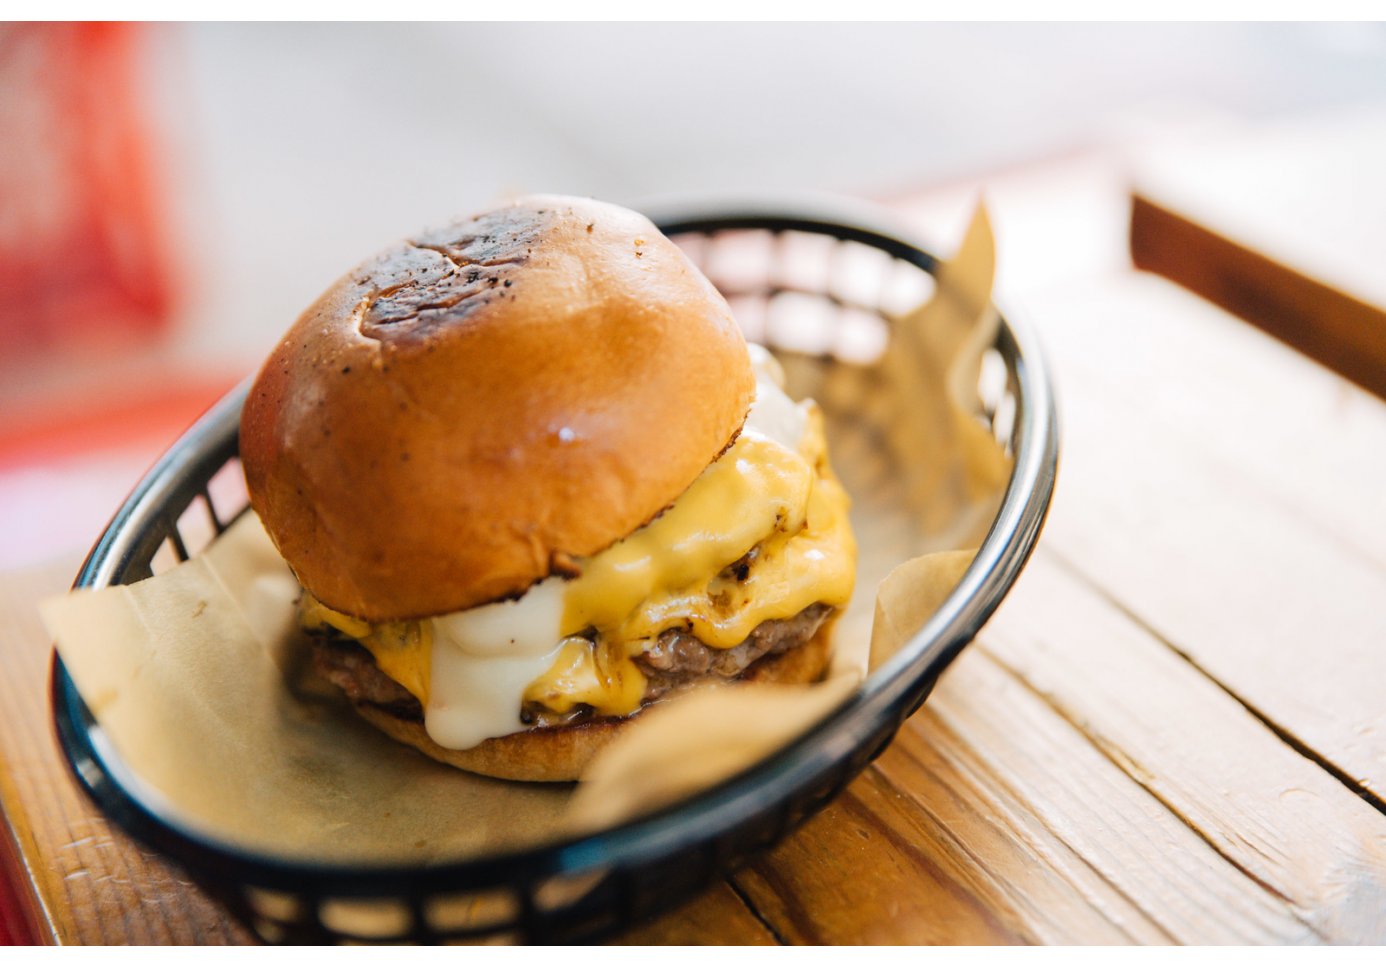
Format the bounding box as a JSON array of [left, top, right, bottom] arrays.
[[241, 196, 756, 621], [353, 626, 834, 782]]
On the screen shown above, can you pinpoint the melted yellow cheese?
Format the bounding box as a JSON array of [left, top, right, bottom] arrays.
[[300, 600, 433, 703], [298, 353, 856, 748], [521, 403, 853, 717], [523, 636, 649, 717]]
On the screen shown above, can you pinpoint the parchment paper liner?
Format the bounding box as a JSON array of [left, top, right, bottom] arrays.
[[42, 204, 1007, 865]]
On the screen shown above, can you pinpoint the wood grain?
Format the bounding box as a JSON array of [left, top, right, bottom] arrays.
[[729, 769, 1023, 945], [1025, 271, 1386, 572], [1021, 272, 1386, 803], [1131, 195, 1386, 401], [978, 552, 1386, 943], [896, 654, 1304, 944], [716, 550, 1386, 945], [1130, 115, 1386, 402], [613, 883, 777, 945]]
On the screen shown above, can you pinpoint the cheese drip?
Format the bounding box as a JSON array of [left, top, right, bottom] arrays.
[[300, 346, 856, 749], [521, 406, 853, 719]]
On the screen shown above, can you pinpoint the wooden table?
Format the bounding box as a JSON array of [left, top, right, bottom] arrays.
[[4, 129, 1386, 945]]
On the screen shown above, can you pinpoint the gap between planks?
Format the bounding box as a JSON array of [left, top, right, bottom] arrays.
[[973, 548, 1386, 943], [1020, 271, 1386, 805], [724, 543, 1386, 943], [1044, 544, 1386, 820], [724, 876, 788, 945]]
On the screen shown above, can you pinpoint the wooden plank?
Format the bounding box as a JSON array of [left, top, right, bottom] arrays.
[[720, 550, 1386, 944], [609, 883, 778, 945], [1131, 195, 1386, 401], [723, 585, 1355, 944], [1025, 270, 1386, 571], [899, 653, 1309, 944], [979, 552, 1386, 943], [1018, 271, 1386, 803], [728, 766, 1025, 945], [1130, 112, 1386, 400]]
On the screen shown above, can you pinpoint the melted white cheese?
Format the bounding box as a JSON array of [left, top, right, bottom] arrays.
[[744, 343, 807, 450], [425, 579, 566, 749]]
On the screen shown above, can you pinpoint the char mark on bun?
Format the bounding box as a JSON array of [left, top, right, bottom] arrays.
[[362, 207, 545, 336]]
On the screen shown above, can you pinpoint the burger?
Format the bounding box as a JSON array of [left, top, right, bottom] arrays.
[[240, 195, 856, 782]]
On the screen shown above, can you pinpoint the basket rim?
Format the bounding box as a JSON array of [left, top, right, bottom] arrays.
[[50, 197, 1059, 902]]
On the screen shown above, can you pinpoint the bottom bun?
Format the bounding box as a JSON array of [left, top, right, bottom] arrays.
[[354, 626, 835, 783]]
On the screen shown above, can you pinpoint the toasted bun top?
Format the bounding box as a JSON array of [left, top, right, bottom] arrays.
[[241, 195, 755, 621]]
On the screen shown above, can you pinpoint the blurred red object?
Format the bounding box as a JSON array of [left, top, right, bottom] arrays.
[[0, 23, 175, 358], [0, 859, 33, 945]]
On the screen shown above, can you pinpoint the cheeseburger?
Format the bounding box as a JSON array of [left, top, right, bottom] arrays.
[[241, 196, 856, 781]]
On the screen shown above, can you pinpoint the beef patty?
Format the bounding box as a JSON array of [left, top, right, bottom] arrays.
[[310, 602, 832, 729]]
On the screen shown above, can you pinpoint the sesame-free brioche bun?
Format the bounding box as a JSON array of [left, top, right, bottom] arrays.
[[241, 195, 756, 622], [352, 624, 834, 782]]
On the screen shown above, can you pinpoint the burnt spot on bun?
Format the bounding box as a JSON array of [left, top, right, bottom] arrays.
[[411, 205, 547, 268], [359, 206, 548, 340]]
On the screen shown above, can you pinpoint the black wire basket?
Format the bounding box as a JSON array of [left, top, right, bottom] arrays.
[[51, 198, 1059, 944]]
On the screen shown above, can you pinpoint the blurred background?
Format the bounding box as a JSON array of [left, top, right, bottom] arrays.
[[3, 21, 1386, 569]]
